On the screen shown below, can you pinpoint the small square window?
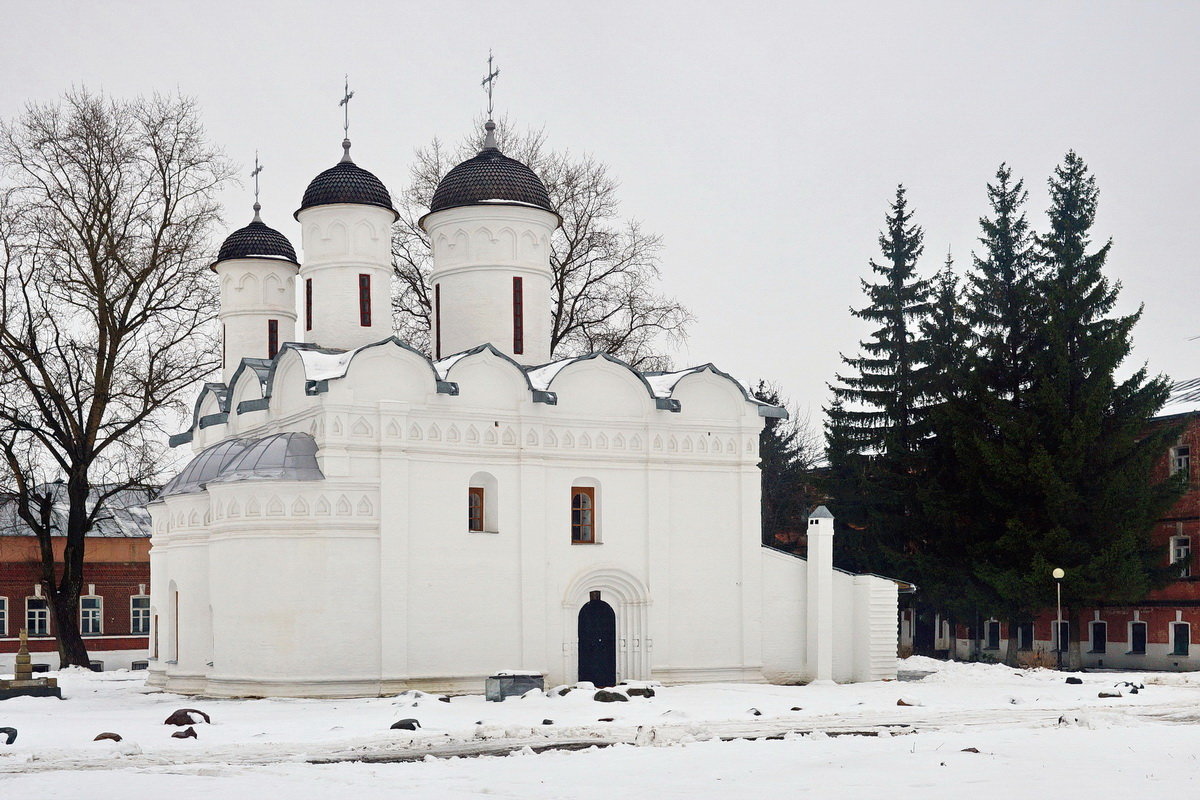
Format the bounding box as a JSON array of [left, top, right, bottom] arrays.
[[1171, 445, 1191, 478], [1172, 536, 1192, 578]]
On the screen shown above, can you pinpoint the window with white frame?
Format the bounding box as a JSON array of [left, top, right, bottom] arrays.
[[1016, 622, 1034, 651], [1130, 621, 1147, 654], [131, 596, 150, 635], [80, 596, 102, 636], [1172, 536, 1192, 578], [26, 597, 49, 636], [1171, 445, 1191, 478], [0, 597, 6, 637], [1172, 622, 1190, 657], [985, 620, 1001, 650], [1055, 620, 1069, 653]]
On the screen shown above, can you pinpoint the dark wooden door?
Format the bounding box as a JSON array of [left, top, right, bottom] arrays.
[[578, 598, 616, 687]]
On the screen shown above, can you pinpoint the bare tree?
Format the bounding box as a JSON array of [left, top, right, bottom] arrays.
[[392, 118, 692, 369], [0, 90, 231, 667]]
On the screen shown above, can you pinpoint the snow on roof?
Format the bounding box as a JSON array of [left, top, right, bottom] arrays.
[[1157, 378, 1200, 418], [433, 351, 473, 380], [643, 367, 707, 398], [526, 357, 581, 392], [0, 484, 154, 538], [295, 347, 360, 382]]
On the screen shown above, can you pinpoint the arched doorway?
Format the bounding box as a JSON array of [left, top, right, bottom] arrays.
[[578, 591, 616, 687]]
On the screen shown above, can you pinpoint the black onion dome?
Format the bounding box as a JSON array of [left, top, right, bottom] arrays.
[[428, 147, 554, 215], [213, 215, 298, 269], [296, 142, 396, 219]]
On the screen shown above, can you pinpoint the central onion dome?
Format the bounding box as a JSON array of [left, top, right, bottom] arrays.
[[213, 204, 298, 269], [427, 121, 554, 215], [295, 139, 396, 220]]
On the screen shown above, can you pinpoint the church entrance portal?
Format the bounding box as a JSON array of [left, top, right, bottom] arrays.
[[577, 592, 616, 687]]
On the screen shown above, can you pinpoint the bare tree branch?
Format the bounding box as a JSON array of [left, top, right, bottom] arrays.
[[0, 89, 231, 666]]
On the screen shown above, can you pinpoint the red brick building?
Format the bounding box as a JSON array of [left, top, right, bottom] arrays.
[[900, 389, 1200, 670], [0, 486, 151, 673]]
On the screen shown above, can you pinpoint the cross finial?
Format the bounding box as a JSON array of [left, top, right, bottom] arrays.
[[250, 152, 264, 221], [339, 75, 355, 162], [482, 50, 500, 119]]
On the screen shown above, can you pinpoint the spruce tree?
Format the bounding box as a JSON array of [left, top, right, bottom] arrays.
[[979, 152, 1182, 668], [829, 185, 933, 578], [954, 164, 1044, 664]]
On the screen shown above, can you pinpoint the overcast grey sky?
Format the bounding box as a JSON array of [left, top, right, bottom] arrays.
[[3, 1, 1197, 422]]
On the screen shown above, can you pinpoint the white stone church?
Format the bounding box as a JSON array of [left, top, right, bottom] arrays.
[[146, 116, 899, 697]]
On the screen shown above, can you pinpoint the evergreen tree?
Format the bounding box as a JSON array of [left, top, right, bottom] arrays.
[[833, 185, 933, 461], [909, 253, 981, 621], [953, 164, 1044, 664], [977, 152, 1182, 668], [755, 382, 819, 552], [829, 186, 933, 579]]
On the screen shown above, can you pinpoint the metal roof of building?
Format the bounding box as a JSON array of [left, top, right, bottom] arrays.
[[159, 432, 324, 498], [0, 484, 154, 538]]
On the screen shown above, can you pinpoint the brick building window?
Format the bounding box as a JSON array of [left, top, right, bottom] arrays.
[[1130, 621, 1147, 654], [571, 486, 596, 544], [1016, 622, 1034, 651], [468, 487, 485, 532], [358, 274, 372, 327], [26, 597, 49, 636], [1172, 535, 1191, 578], [80, 596, 102, 636], [1054, 620, 1069, 653], [1172, 622, 1190, 657], [1090, 621, 1107, 654], [1171, 444, 1190, 478], [131, 596, 151, 635], [985, 620, 1000, 650], [0, 596, 6, 637]]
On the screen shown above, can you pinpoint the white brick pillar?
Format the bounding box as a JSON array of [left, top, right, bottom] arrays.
[[806, 505, 835, 684]]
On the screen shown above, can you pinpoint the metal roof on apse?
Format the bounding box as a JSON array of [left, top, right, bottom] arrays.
[[159, 432, 324, 498]]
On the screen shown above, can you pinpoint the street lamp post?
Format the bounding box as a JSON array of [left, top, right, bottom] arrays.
[[1052, 568, 1065, 671]]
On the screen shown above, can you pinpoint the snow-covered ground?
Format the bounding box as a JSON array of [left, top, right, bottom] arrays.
[[3, 657, 1200, 798]]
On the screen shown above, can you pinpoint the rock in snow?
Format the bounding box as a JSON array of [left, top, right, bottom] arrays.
[[594, 690, 629, 703], [391, 718, 421, 731], [0, 727, 15, 745], [94, 732, 122, 742], [171, 726, 198, 739], [164, 708, 211, 726]]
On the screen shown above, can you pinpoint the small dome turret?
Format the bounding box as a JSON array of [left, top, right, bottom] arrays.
[[426, 121, 554, 218], [296, 139, 396, 220], [214, 205, 298, 269]]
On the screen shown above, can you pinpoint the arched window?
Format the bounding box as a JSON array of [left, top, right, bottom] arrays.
[[468, 487, 485, 531], [468, 472, 498, 533], [572, 487, 596, 544]]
